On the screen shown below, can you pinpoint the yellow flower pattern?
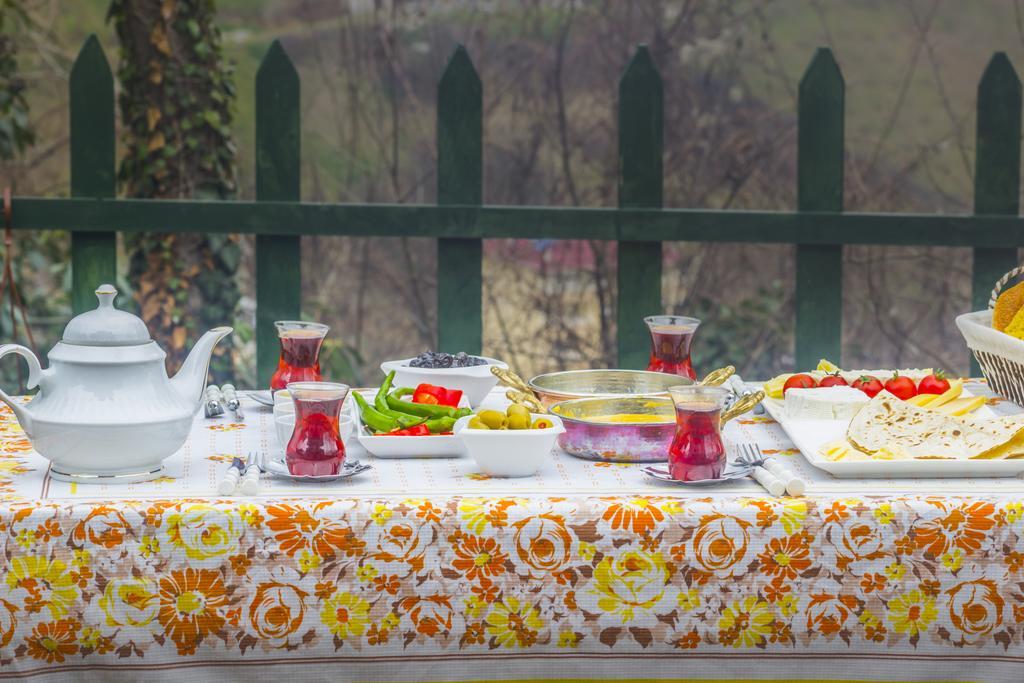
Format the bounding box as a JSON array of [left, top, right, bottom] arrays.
[[320, 591, 370, 639], [888, 589, 938, 636], [717, 596, 773, 648], [485, 596, 543, 648], [588, 549, 670, 624], [6, 556, 78, 619]]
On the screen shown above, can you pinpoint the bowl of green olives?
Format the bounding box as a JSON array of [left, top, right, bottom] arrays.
[[454, 405, 564, 477]]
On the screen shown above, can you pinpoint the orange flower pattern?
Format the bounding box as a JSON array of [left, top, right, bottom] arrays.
[[157, 568, 227, 655], [0, 493, 1021, 669]]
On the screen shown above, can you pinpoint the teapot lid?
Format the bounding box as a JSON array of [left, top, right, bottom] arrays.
[[62, 284, 151, 346]]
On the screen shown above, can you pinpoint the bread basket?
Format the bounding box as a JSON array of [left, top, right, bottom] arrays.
[[956, 265, 1024, 405]]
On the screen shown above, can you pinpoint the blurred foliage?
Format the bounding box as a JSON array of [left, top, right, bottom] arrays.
[[0, 0, 44, 390], [109, 0, 239, 379], [690, 280, 791, 380], [319, 338, 366, 388], [0, 0, 32, 160]]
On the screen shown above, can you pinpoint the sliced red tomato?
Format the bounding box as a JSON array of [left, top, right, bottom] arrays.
[[917, 371, 950, 395], [852, 376, 884, 398], [818, 373, 848, 388], [884, 373, 917, 400], [783, 373, 817, 394]]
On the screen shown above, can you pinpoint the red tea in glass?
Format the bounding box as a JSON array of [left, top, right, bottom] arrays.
[[667, 385, 727, 481], [270, 321, 328, 391], [645, 315, 700, 379], [285, 382, 349, 476]]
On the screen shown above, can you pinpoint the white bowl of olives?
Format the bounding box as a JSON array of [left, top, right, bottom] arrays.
[[454, 405, 564, 477]]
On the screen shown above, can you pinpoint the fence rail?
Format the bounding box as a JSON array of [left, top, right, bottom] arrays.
[[9, 36, 1024, 383]]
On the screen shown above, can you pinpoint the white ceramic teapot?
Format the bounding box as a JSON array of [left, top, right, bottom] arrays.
[[0, 284, 232, 483]]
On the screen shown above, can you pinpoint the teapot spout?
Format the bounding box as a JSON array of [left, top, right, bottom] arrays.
[[171, 327, 233, 408]]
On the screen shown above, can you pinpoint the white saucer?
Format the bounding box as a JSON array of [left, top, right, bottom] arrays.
[[264, 457, 371, 483], [249, 391, 275, 407], [642, 463, 753, 486]]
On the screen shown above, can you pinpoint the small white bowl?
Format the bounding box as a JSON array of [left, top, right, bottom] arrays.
[[454, 413, 564, 477], [380, 356, 508, 407], [275, 413, 354, 450]]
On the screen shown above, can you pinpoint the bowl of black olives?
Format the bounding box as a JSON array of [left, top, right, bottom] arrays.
[[380, 351, 509, 407]]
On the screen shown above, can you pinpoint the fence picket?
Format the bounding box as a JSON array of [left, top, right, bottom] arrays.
[[69, 35, 116, 314], [617, 46, 663, 369], [796, 48, 844, 370], [437, 45, 483, 355], [973, 53, 1022, 375], [255, 40, 301, 386]]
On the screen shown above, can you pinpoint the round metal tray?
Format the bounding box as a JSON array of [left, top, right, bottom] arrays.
[[529, 369, 688, 410]]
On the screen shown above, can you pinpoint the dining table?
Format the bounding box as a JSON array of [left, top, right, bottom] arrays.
[[0, 381, 1021, 682]]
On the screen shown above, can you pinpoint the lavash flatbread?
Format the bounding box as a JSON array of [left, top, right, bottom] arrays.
[[847, 392, 1024, 460], [956, 413, 1024, 438], [956, 414, 1024, 459]]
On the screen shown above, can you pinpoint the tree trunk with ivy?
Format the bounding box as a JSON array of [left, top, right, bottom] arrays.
[[108, 0, 239, 378]]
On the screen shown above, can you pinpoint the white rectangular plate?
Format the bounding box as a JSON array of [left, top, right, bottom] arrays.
[[351, 389, 466, 459], [763, 391, 1024, 478]]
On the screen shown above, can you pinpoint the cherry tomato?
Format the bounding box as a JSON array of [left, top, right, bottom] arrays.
[[852, 375, 883, 398], [917, 371, 950, 395], [884, 373, 917, 400], [783, 373, 817, 394], [818, 373, 848, 388]]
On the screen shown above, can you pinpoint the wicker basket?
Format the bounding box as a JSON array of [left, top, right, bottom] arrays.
[[957, 265, 1024, 406]]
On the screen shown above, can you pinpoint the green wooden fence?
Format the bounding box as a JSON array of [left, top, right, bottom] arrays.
[[10, 36, 1024, 384]]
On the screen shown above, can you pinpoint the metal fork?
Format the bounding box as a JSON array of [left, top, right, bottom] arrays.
[[735, 443, 768, 468], [736, 443, 785, 496]]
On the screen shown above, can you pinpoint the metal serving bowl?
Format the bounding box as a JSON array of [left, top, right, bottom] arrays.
[[551, 395, 675, 463], [527, 369, 687, 411], [550, 389, 766, 464]]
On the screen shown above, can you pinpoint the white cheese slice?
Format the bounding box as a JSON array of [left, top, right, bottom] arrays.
[[786, 386, 869, 421]]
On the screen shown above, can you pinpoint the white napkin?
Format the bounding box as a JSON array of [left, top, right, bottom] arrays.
[[761, 458, 806, 496], [750, 466, 786, 496]]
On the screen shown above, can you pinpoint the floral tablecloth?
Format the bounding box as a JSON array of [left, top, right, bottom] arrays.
[[0, 387, 1022, 682]]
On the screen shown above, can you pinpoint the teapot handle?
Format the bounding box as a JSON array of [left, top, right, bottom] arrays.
[[0, 344, 42, 413]]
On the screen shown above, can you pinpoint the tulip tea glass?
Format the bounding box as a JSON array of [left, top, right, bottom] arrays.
[[270, 321, 328, 391], [285, 382, 349, 476], [667, 385, 727, 481], [645, 315, 700, 379]]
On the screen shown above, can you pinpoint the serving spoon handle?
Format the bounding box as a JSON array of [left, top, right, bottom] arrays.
[[699, 366, 736, 387]]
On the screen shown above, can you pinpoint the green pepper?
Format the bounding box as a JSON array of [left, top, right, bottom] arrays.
[[373, 372, 429, 427], [424, 416, 457, 433], [375, 371, 397, 413], [353, 392, 399, 433], [394, 413, 428, 428], [387, 389, 460, 418]]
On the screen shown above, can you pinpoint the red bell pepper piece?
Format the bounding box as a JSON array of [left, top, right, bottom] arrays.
[[385, 423, 431, 436], [411, 383, 463, 408]]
